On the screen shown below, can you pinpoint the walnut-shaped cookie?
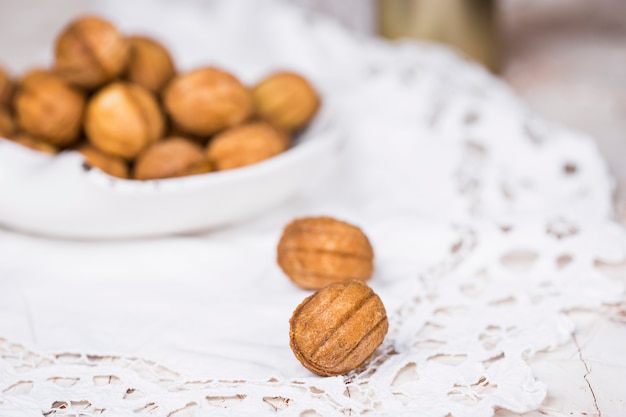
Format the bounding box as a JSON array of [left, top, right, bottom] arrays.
[[0, 66, 14, 107], [54, 15, 129, 90], [10, 133, 58, 154], [0, 106, 15, 139], [84, 82, 164, 160], [134, 137, 213, 180], [78, 145, 129, 178], [124, 35, 175, 93], [14, 72, 85, 147], [206, 121, 288, 170], [290, 280, 388, 376], [163, 67, 253, 137], [277, 216, 374, 290], [252, 71, 320, 132]]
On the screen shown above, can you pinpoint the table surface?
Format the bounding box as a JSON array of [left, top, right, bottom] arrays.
[[500, 0, 626, 226], [501, 9, 626, 414], [500, 8, 626, 414]]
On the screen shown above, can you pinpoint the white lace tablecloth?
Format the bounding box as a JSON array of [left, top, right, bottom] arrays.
[[1, 1, 625, 416]]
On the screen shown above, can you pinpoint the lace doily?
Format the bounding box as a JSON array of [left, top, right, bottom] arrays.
[[0, 1, 624, 416]]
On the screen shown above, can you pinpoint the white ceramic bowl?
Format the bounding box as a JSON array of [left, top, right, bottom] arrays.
[[0, 110, 339, 240]]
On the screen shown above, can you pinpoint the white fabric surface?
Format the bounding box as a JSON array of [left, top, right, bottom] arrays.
[[0, 1, 624, 416]]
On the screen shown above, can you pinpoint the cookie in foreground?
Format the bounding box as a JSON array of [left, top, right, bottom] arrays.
[[289, 280, 388, 376]]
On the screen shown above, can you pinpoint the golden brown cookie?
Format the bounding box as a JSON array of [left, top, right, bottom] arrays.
[[289, 280, 388, 376], [277, 216, 374, 290]]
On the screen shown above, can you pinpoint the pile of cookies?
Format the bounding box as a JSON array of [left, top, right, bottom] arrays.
[[0, 15, 320, 180]]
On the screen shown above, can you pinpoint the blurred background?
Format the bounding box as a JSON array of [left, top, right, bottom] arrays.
[[1, 0, 625, 219]]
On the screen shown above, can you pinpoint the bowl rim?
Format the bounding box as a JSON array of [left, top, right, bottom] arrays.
[[0, 105, 340, 194]]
